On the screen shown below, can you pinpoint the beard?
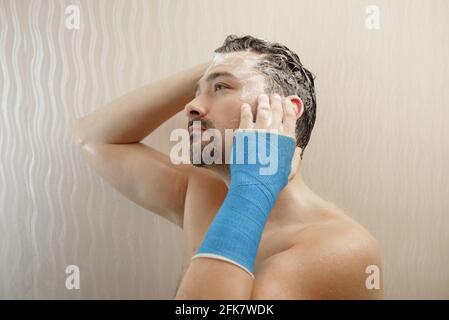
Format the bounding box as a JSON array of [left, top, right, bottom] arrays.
[[189, 133, 222, 167], [189, 135, 207, 167], [189, 117, 216, 166]]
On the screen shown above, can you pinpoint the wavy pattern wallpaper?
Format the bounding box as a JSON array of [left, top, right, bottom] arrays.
[[0, 0, 448, 299]]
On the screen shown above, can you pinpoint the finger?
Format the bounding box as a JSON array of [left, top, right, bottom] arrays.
[[282, 97, 297, 137], [288, 147, 302, 182], [239, 103, 254, 129], [270, 93, 283, 129], [255, 94, 271, 129]]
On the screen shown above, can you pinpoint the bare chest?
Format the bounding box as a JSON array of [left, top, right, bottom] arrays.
[[180, 192, 301, 278]]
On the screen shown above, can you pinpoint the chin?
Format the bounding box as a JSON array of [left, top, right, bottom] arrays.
[[189, 147, 206, 167], [191, 162, 205, 168]]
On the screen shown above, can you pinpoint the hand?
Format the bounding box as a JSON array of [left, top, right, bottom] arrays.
[[239, 93, 304, 182]]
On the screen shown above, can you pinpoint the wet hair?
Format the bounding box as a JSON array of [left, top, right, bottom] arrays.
[[214, 34, 317, 159]]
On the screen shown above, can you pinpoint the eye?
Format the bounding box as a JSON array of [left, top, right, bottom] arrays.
[[213, 83, 228, 92]]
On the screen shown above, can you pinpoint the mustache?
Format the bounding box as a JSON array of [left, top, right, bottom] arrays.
[[188, 117, 215, 130]]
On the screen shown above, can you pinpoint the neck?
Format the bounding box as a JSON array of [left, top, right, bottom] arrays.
[[209, 163, 325, 227]]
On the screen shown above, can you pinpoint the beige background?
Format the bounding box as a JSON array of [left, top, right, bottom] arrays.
[[0, 0, 448, 299]]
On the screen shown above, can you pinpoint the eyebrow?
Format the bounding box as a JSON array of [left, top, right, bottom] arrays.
[[194, 71, 237, 96]]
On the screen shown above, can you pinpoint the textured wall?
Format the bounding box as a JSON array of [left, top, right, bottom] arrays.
[[0, 0, 448, 299]]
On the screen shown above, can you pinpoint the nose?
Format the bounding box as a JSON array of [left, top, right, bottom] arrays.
[[185, 97, 208, 121]]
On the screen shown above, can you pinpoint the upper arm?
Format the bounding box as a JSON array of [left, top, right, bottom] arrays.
[[75, 140, 193, 228]]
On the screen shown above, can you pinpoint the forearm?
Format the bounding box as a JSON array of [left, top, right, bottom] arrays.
[[175, 182, 258, 300], [175, 258, 253, 300], [176, 130, 296, 300], [73, 61, 210, 144]]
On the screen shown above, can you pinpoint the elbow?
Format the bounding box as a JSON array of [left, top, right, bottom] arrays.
[[72, 119, 107, 164], [72, 118, 89, 147]]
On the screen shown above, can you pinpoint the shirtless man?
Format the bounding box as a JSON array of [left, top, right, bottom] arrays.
[[73, 35, 383, 299]]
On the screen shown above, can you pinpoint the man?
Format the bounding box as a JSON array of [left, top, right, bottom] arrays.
[[73, 35, 383, 299]]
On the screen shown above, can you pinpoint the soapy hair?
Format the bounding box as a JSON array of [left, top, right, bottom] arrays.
[[214, 35, 317, 159]]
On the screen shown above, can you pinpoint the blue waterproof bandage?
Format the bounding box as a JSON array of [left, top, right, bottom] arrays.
[[191, 129, 296, 278]]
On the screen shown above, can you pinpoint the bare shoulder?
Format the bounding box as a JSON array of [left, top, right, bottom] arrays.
[[252, 210, 383, 300]]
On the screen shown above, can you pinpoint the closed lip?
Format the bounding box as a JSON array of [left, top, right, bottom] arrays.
[[188, 126, 206, 134]]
